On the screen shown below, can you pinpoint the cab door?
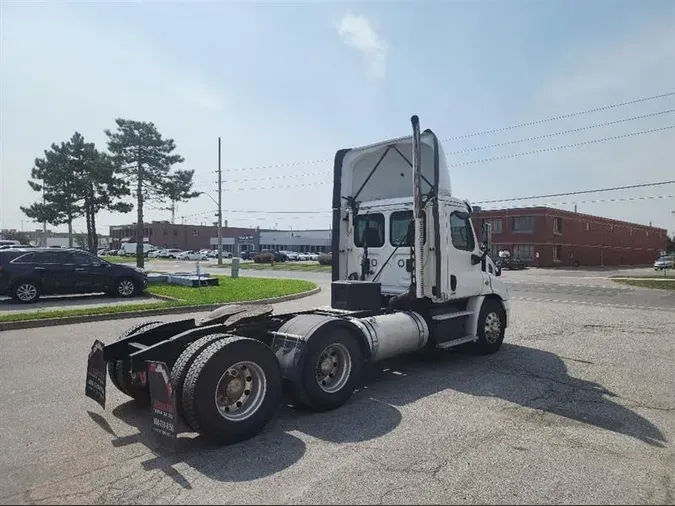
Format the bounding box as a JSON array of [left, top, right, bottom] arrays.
[[445, 206, 489, 299]]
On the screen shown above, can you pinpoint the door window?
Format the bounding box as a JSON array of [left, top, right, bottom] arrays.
[[354, 213, 385, 248], [69, 252, 95, 265], [450, 212, 476, 251], [390, 210, 426, 246], [34, 251, 69, 264]]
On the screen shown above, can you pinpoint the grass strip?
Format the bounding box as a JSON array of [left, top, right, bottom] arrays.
[[0, 277, 316, 323]]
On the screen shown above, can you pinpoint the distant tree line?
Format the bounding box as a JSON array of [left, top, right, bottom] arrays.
[[21, 119, 200, 268]]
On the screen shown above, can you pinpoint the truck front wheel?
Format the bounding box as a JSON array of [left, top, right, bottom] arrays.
[[292, 328, 364, 412], [475, 299, 506, 355]]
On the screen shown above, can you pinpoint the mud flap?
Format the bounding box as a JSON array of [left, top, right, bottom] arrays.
[[147, 361, 177, 444], [85, 340, 107, 409]]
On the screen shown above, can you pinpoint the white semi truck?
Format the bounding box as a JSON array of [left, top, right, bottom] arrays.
[[85, 115, 510, 445]]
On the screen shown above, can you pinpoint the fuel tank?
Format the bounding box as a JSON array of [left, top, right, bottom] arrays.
[[347, 311, 429, 362]]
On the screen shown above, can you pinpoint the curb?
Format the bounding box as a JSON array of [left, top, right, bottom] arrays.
[[0, 286, 321, 332]]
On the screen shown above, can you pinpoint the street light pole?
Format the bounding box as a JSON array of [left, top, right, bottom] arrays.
[[217, 137, 223, 266]]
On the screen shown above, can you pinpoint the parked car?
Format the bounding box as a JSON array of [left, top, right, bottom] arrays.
[[307, 252, 319, 261], [157, 249, 182, 259], [0, 248, 147, 303], [240, 250, 254, 260], [259, 250, 287, 262], [178, 250, 209, 261], [654, 255, 675, 271], [147, 249, 165, 258], [282, 251, 299, 261], [297, 252, 311, 261]]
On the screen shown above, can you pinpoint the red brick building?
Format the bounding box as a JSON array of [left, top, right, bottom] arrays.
[[472, 207, 668, 267], [109, 221, 258, 251]]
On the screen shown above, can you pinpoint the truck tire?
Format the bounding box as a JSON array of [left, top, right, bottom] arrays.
[[475, 299, 506, 355], [107, 320, 163, 404], [170, 333, 230, 430], [292, 327, 364, 412], [181, 336, 282, 444]]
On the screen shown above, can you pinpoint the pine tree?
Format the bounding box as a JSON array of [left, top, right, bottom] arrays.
[[163, 169, 200, 224], [105, 119, 185, 268], [21, 139, 83, 247], [22, 132, 132, 254]]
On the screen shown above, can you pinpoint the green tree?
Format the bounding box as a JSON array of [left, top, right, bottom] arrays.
[[0, 230, 31, 244], [68, 134, 133, 253], [163, 169, 200, 224], [667, 234, 674, 253], [105, 119, 185, 267], [21, 139, 83, 247], [22, 132, 132, 253]]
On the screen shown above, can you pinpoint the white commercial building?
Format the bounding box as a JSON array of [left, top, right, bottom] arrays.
[[259, 229, 331, 253]]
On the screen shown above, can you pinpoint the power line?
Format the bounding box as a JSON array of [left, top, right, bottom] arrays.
[[449, 124, 675, 167], [218, 125, 675, 192], [440, 91, 675, 141], [223, 109, 675, 184], [446, 109, 675, 156], [475, 180, 675, 204], [219, 91, 675, 174], [181, 182, 675, 219], [484, 194, 675, 211]]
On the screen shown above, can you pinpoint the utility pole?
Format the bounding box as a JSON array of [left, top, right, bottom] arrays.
[[42, 180, 47, 247], [217, 137, 223, 266]]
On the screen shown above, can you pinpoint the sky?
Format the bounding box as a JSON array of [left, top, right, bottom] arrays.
[[1, 0, 674, 236]]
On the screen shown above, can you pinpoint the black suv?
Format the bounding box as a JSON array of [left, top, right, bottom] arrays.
[[0, 248, 148, 303]]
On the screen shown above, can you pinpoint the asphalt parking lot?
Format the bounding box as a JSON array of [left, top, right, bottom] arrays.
[[0, 269, 673, 504]]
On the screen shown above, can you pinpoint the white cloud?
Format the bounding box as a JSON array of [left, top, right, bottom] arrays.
[[337, 11, 387, 80]]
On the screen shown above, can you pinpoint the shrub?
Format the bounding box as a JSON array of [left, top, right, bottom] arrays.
[[318, 253, 332, 266], [254, 252, 274, 264]]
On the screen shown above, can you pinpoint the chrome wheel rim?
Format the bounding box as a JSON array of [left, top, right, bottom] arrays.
[[315, 343, 352, 394], [17, 284, 37, 302], [484, 312, 502, 343], [214, 361, 267, 421], [118, 280, 135, 296]]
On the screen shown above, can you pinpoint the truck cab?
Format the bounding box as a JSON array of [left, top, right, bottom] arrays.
[[331, 127, 509, 307]]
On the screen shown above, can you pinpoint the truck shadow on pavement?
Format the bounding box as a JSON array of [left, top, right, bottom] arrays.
[[91, 342, 665, 488], [365, 343, 666, 448]]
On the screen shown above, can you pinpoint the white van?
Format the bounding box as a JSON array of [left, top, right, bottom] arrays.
[[119, 243, 156, 256]]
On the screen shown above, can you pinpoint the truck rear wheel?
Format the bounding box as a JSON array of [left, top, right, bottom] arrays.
[[181, 336, 282, 444], [292, 328, 364, 412], [475, 299, 506, 355], [107, 320, 163, 404], [170, 333, 230, 430]]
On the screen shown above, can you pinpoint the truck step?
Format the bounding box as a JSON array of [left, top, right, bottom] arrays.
[[431, 310, 474, 321], [435, 335, 477, 349], [127, 342, 148, 351]]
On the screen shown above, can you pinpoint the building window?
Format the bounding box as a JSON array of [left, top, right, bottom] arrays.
[[553, 245, 562, 261], [512, 244, 534, 260], [629, 228, 633, 236], [554, 217, 563, 235], [390, 210, 426, 246], [173, 230, 178, 236], [192, 229, 199, 236], [487, 218, 503, 234], [450, 212, 476, 251], [512, 216, 536, 233], [354, 213, 385, 248], [586, 222, 590, 231], [610, 225, 615, 234]]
